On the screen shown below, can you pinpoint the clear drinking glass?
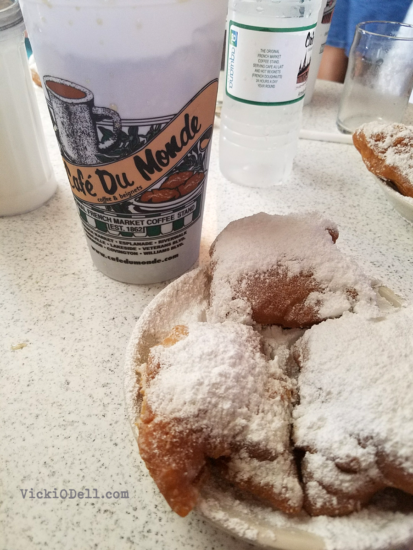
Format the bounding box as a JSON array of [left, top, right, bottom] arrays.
[[337, 21, 413, 134]]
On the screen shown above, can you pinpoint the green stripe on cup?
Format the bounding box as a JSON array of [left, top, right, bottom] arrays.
[[193, 196, 202, 219], [173, 218, 185, 231], [95, 220, 108, 232], [147, 225, 161, 237]]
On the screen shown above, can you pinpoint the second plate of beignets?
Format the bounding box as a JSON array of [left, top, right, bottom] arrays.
[[138, 321, 302, 517], [353, 122, 413, 198], [293, 307, 413, 517], [208, 212, 377, 328]]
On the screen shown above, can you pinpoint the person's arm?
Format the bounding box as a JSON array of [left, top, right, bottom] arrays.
[[317, 45, 348, 83]]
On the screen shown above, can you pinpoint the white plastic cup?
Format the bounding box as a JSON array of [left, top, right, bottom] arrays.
[[20, 0, 227, 283]]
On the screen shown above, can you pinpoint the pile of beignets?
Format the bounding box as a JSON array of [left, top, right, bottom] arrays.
[[136, 212, 413, 519]]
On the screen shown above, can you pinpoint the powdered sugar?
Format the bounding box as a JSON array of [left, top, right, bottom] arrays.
[[293, 307, 413, 470], [227, 450, 301, 496], [208, 212, 378, 324], [199, 480, 413, 550], [259, 325, 304, 400], [147, 322, 291, 449], [145, 320, 302, 509], [124, 267, 209, 438], [293, 306, 413, 519]]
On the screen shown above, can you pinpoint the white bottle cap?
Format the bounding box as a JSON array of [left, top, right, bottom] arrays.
[[0, 0, 23, 32]]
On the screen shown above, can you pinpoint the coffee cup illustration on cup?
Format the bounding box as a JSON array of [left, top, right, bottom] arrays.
[[44, 76, 122, 165]]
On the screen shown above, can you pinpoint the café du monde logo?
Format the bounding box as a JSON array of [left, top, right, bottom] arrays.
[[228, 28, 238, 89]]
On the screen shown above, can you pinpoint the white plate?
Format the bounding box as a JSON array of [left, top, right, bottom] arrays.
[[124, 267, 413, 550], [374, 176, 413, 224]]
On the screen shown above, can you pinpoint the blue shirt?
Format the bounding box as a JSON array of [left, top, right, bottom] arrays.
[[327, 0, 412, 55]]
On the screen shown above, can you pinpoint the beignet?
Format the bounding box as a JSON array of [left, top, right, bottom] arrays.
[[293, 307, 413, 516], [353, 122, 413, 198], [208, 213, 377, 328], [138, 322, 302, 517]]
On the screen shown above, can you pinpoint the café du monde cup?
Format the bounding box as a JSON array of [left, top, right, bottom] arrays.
[[19, 0, 227, 284]]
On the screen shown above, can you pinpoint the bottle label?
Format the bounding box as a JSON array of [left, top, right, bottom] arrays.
[[226, 21, 316, 105]]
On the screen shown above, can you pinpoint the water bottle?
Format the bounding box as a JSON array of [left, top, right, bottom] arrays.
[[219, 0, 322, 188]]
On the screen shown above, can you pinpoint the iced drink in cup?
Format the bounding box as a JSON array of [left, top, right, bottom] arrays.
[[19, 0, 227, 284]]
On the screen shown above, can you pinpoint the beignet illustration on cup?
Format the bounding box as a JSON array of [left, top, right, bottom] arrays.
[[140, 171, 205, 204]]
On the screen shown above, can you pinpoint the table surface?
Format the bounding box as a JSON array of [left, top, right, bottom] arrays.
[[2, 79, 413, 550]]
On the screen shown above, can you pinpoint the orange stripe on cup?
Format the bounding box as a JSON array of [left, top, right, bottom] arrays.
[[63, 80, 218, 205]]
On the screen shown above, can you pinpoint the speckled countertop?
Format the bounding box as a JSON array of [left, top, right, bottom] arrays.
[[1, 80, 413, 550]]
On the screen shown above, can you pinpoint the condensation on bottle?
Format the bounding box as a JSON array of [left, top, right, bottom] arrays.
[[219, 0, 322, 188]]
